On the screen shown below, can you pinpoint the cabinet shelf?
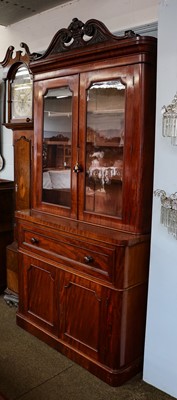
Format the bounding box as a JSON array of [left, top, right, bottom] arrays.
[[45, 111, 72, 117], [44, 140, 71, 145], [87, 141, 123, 148], [88, 109, 124, 115]]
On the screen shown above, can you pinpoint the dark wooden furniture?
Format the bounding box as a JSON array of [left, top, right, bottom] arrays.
[[4, 133, 33, 306], [15, 18, 157, 386], [0, 45, 35, 304], [0, 179, 14, 293], [0, 392, 9, 400]]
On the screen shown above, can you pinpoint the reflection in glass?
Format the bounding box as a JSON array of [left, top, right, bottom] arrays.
[[42, 86, 72, 207], [85, 79, 125, 217]]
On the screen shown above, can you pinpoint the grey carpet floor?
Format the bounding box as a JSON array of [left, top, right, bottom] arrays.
[[0, 295, 174, 400]]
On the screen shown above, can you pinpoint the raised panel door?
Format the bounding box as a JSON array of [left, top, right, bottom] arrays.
[[59, 271, 108, 361], [18, 253, 59, 335]]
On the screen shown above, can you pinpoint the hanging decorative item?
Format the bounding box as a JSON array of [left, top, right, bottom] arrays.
[[161, 93, 177, 145], [154, 189, 177, 238]]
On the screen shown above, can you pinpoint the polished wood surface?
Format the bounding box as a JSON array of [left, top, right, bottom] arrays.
[[6, 241, 18, 294], [16, 209, 150, 386], [31, 30, 156, 234], [0, 392, 9, 400], [14, 135, 31, 211], [4, 130, 33, 300], [0, 180, 14, 293], [15, 18, 156, 386], [0, 43, 34, 301], [1, 63, 34, 299]]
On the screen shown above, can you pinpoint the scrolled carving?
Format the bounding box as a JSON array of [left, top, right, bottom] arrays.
[[0, 42, 41, 72], [83, 20, 95, 37], [0, 45, 15, 68], [49, 17, 96, 54], [20, 42, 42, 61], [20, 42, 31, 55], [83, 18, 112, 45], [42, 17, 127, 58]]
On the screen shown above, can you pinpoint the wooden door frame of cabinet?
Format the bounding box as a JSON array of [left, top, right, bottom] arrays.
[[33, 75, 79, 219]]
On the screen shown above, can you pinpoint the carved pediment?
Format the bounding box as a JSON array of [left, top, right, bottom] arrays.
[[40, 18, 137, 58], [0, 42, 41, 77]]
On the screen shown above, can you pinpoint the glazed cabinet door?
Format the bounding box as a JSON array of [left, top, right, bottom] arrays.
[[59, 271, 108, 362], [78, 65, 141, 231], [33, 74, 79, 219], [18, 253, 59, 336]]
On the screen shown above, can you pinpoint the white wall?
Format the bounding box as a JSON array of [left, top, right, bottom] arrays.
[[143, 1, 177, 398], [0, 0, 158, 55]]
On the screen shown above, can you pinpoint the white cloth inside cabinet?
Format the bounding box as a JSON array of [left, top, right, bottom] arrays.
[[43, 170, 71, 189]]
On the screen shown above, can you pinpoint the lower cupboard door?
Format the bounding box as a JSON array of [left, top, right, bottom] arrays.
[[20, 254, 59, 336], [59, 271, 108, 361]]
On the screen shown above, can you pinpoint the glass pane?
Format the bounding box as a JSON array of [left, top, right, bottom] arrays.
[[85, 80, 125, 217], [11, 66, 32, 120], [42, 86, 72, 207]]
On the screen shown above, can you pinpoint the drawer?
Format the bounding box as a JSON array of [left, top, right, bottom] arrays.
[[19, 224, 116, 282]]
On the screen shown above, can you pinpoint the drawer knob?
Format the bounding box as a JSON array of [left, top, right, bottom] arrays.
[[84, 255, 94, 264], [31, 237, 39, 245]]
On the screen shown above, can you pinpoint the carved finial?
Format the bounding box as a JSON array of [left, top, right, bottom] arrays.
[[124, 30, 138, 38], [20, 41, 42, 61], [20, 42, 31, 55], [68, 18, 84, 34], [0, 45, 15, 67]]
